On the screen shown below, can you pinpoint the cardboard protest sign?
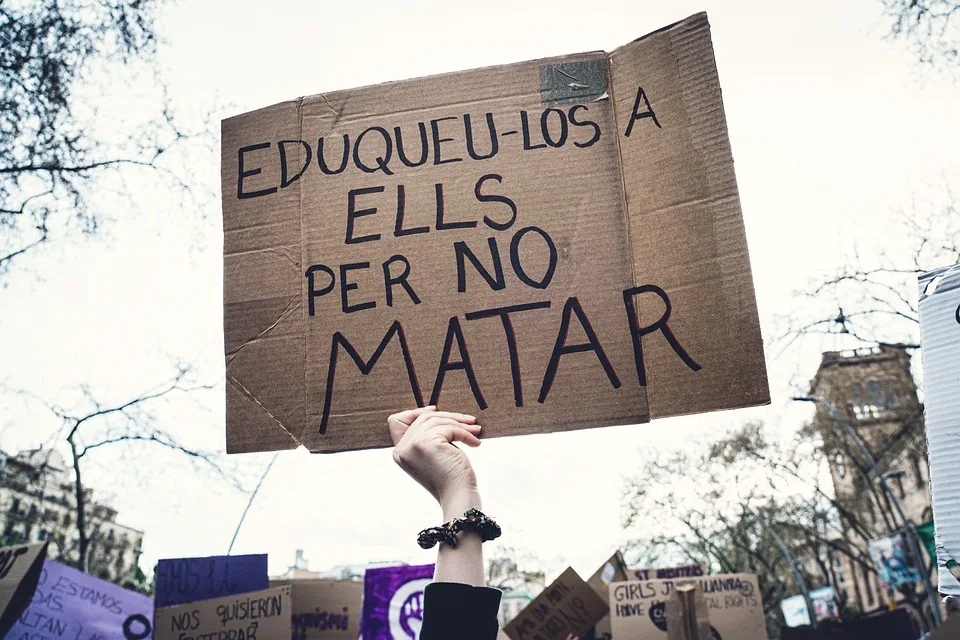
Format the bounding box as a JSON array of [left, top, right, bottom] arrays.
[[155, 585, 291, 640], [361, 563, 433, 640], [610, 573, 765, 640], [665, 583, 711, 640], [918, 263, 960, 597], [586, 551, 629, 640], [155, 553, 269, 608], [8, 559, 153, 640], [503, 567, 608, 640], [221, 12, 769, 454], [631, 563, 706, 581], [0, 541, 47, 637], [270, 579, 362, 640]]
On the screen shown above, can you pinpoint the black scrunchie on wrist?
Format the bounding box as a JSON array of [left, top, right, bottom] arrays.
[[417, 509, 502, 549]]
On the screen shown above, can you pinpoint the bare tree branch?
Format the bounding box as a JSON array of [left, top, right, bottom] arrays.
[[775, 181, 959, 354], [622, 421, 930, 632], [12, 365, 238, 572], [0, 0, 216, 277], [881, 0, 960, 68]]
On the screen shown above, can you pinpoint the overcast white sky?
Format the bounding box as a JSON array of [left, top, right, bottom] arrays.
[[2, 0, 959, 583]]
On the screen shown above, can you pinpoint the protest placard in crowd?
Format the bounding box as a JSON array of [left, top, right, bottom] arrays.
[[155, 584, 291, 640], [271, 578, 362, 640], [0, 541, 47, 637], [361, 563, 434, 640], [918, 262, 960, 597], [867, 531, 922, 590], [610, 573, 765, 639], [630, 563, 706, 581], [155, 553, 269, 608], [587, 551, 629, 640], [781, 593, 812, 628], [221, 12, 769, 454], [7, 559, 153, 640], [503, 567, 608, 640]]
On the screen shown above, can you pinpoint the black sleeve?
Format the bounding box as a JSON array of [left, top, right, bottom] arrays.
[[420, 582, 502, 640]]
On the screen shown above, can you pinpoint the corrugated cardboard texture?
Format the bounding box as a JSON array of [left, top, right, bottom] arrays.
[[665, 583, 711, 640], [610, 573, 765, 640], [155, 585, 292, 640], [918, 263, 960, 597], [221, 12, 769, 453], [503, 567, 609, 640], [586, 551, 629, 639], [270, 579, 362, 640]]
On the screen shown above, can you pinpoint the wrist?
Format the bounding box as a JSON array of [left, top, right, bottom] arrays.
[[439, 487, 482, 521]]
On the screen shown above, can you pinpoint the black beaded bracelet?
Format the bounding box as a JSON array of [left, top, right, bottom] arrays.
[[417, 509, 502, 549]]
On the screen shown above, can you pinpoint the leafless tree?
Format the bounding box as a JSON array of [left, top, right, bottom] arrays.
[[14, 365, 241, 573], [882, 0, 960, 68], [622, 422, 931, 637], [775, 181, 960, 355], [486, 545, 546, 593], [0, 0, 209, 278]]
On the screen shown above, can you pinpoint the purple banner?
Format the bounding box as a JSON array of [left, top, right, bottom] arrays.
[[7, 559, 154, 639], [154, 553, 268, 608], [361, 564, 434, 640]]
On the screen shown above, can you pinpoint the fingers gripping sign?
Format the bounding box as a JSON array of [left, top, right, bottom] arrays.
[[388, 406, 482, 505]]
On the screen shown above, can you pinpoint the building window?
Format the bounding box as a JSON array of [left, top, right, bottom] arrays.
[[862, 565, 875, 606], [850, 380, 900, 421], [910, 454, 926, 488], [10, 498, 19, 513], [835, 453, 847, 479], [38, 529, 48, 541]]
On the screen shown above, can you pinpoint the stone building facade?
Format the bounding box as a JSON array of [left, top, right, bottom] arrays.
[[808, 345, 935, 622], [0, 448, 144, 584]]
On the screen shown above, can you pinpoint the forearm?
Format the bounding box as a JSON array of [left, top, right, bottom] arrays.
[[422, 488, 501, 640], [434, 488, 485, 586]]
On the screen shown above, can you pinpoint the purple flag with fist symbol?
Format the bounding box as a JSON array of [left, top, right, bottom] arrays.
[[362, 564, 434, 640]]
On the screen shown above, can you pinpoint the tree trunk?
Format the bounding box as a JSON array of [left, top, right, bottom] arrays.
[[67, 437, 88, 572]]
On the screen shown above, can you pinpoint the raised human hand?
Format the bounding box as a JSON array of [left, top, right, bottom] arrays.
[[388, 406, 483, 512]]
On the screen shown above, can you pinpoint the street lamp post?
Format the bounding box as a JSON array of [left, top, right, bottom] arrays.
[[754, 512, 815, 624], [793, 395, 942, 628]]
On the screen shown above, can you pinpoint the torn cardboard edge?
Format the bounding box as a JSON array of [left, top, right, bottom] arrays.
[[222, 11, 769, 454]]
